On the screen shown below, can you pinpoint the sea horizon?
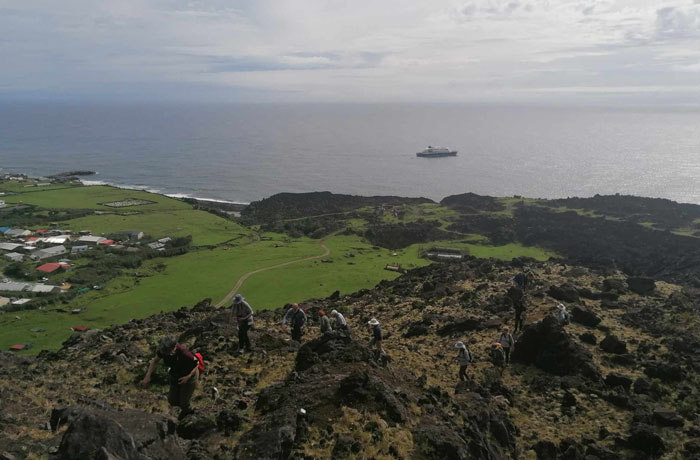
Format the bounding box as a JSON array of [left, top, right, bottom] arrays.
[[2, 102, 700, 205]]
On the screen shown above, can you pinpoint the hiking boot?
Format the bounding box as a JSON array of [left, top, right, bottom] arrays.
[[178, 408, 194, 420]]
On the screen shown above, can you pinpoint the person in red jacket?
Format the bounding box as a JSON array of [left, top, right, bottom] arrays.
[[141, 336, 199, 418]]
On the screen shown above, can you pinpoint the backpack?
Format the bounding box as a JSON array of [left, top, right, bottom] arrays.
[[194, 352, 205, 372]]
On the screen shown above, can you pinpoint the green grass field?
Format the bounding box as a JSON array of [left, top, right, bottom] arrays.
[[3, 185, 190, 211], [0, 184, 557, 353], [62, 209, 252, 246]]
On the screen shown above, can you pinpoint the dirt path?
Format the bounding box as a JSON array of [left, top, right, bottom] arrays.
[[215, 239, 331, 308]]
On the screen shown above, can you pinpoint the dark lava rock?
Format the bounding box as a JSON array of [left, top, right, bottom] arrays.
[[579, 332, 597, 345], [295, 331, 371, 372], [561, 391, 577, 408], [339, 371, 407, 423], [599, 335, 627, 354], [628, 424, 666, 457], [604, 373, 633, 391], [652, 408, 684, 428], [627, 277, 656, 296], [437, 318, 484, 336], [571, 306, 601, 327], [534, 440, 558, 459], [403, 322, 430, 338], [414, 424, 470, 460], [685, 440, 700, 455], [548, 283, 580, 303], [216, 410, 246, 435], [177, 413, 216, 439], [332, 435, 362, 458], [603, 278, 627, 294], [604, 388, 630, 408], [51, 406, 183, 460], [633, 377, 652, 395], [644, 361, 684, 382], [512, 315, 600, 379]]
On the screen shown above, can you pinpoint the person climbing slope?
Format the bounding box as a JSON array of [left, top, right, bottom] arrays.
[[228, 294, 254, 354], [282, 303, 307, 343], [141, 336, 199, 419], [454, 341, 473, 382], [319, 310, 333, 334]]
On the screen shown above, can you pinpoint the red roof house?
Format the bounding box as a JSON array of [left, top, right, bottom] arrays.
[[9, 344, 26, 351], [98, 239, 115, 246], [36, 262, 70, 273], [25, 237, 39, 242], [71, 326, 88, 332], [35, 229, 49, 234]]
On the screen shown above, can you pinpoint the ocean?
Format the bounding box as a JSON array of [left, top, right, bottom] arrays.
[[1, 103, 699, 205]]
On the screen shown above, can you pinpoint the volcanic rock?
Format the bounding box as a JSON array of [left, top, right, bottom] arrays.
[[599, 335, 627, 354], [627, 277, 656, 296], [571, 306, 601, 327], [548, 284, 580, 303], [512, 315, 600, 379]]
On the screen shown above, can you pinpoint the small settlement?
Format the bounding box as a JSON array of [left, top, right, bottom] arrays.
[[0, 223, 147, 311]]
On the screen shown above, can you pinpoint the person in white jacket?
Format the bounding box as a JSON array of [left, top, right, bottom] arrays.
[[455, 341, 472, 381], [498, 326, 515, 364]]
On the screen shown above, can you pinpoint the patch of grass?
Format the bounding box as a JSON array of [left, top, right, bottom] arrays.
[[0, 235, 324, 352], [242, 234, 431, 309], [3, 185, 190, 211], [61, 209, 252, 246]]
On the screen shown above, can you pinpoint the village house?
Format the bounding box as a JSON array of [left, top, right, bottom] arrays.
[[11, 298, 31, 306], [36, 262, 70, 274], [31, 245, 67, 261], [77, 235, 106, 245], [0, 297, 9, 308], [3, 252, 24, 262], [30, 284, 62, 294], [71, 245, 89, 254], [5, 228, 32, 238], [117, 230, 144, 241], [0, 242, 22, 252], [0, 281, 30, 292]]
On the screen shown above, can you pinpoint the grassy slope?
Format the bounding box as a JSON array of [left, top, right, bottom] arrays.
[[3, 185, 189, 210], [0, 235, 323, 352], [61, 209, 250, 246]]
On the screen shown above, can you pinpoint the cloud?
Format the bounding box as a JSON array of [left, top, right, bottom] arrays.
[[1, 0, 700, 103]]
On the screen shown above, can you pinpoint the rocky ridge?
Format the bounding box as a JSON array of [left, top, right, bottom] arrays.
[[1, 257, 700, 459]]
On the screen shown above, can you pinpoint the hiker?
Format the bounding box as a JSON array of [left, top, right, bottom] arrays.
[[455, 341, 472, 382], [498, 326, 515, 364], [490, 342, 506, 372], [141, 336, 199, 418], [556, 303, 570, 325], [330, 309, 349, 333], [514, 269, 536, 291], [282, 303, 307, 342], [367, 318, 385, 356], [319, 310, 333, 334], [228, 294, 254, 354]]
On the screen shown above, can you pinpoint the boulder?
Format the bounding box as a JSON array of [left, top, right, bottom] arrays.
[[534, 440, 558, 459], [599, 335, 627, 354], [627, 277, 656, 296], [579, 332, 597, 345], [632, 377, 652, 395], [602, 278, 627, 294], [437, 318, 484, 336], [52, 407, 183, 460], [571, 306, 601, 327], [403, 323, 430, 338], [339, 371, 408, 423], [414, 424, 470, 460], [177, 413, 216, 439], [295, 331, 371, 372], [628, 424, 666, 457], [512, 315, 600, 379], [652, 408, 684, 428], [548, 284, 580, 303], [644, 361, 684, 382], [604, 373, 633, 392]]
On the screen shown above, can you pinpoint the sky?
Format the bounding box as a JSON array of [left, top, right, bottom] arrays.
[[1, 0, 700, 104]]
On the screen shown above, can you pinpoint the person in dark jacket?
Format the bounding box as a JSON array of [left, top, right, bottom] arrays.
[[319, 310, 333, 334], [141, 336, 199, 418], [282, 303, 307, 342], [367, 318, 385, 356], [490, 342, 506, 373], [228, 294, 254, 354]]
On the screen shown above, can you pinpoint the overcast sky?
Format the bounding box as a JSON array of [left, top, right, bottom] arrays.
[[2, 0, 700, 104]]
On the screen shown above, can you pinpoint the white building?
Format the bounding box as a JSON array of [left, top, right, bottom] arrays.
[[31, 245, 67, 261], [0, 282, 30, 292], [71, 245, 89, 254], [3, 252, 24, 262], [78, 235, 106, 245], [0, 242, 22, 252], [31, 284, 62, 294]]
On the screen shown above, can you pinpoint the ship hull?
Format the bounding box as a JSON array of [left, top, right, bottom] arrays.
[[416, 151, 458, 158]]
